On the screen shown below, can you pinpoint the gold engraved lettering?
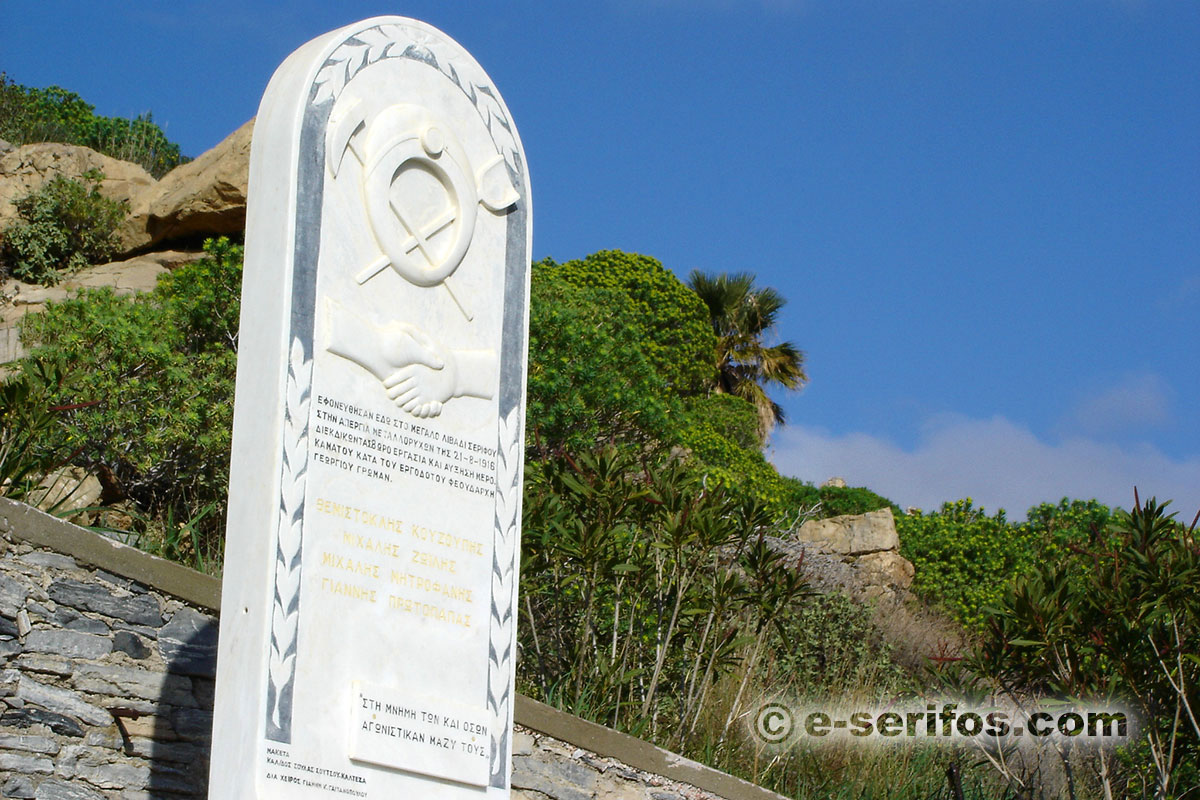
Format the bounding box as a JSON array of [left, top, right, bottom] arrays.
[[320, 550, 381, 580], [387, 594, 472, 628], [341, 531, 405, 560], [411, 549, 457, 574], [320, 576, 377, 603], [388, 570, 473, 603], [314, 497, 404, 533], [409, 523, 484, 557]]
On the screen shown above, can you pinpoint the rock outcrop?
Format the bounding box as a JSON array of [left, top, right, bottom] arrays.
[[0, 251, 205, 362], [771, 508, 915, 601], [0, 143, 155, 229], [0, 121, 254, 259], [118, 119, 252, 254], [795, 507, 900, 556], [0, 123, 253, 363]]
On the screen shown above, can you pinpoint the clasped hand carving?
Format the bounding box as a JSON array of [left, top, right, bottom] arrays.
[[325, 299, 495, 418]]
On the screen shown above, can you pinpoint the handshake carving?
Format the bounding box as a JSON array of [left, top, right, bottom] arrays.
[[326, 300, 495, 418]]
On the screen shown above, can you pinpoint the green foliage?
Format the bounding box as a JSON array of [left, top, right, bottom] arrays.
[[520, 447, 810, 745], [18, 237, 242, 562], [959, 496, 1199, 798], [899, 497, 1114, 630], [818, 485, 899, 518], [681, 393, 762, 450], [0, 73, 184, 177], [0, 170, 126, 285], [526, 265, 680, 457], [898, 500, 1035, 629], [0, 361, 75, 499], [767, 593, 905, 695], [541, 251, 717, 394], [674, 422, 788, 507]]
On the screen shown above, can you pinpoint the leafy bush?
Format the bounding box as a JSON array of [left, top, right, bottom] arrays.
[[897, 500, 1034, 629], [18, 237, 242, 560], [766, 593, 905, 695], [541, 252, 717, 394], [526, 266, 680, 457], [0, 73, 184, 177], [674, 422, 788, 507], [681, 393, 762, 450], [520, 448, 808, 739], [0, 169, 127, 285], [898, 497, 1113, 629], [959, 496, 1199, 798], [0, 361, 75, 499], [818, 485, 898, 518]]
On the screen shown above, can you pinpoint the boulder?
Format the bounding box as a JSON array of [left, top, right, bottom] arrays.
[[27, 467, 103, 522], [820, 476, 847, 488], [120, 119, 252, 253], [795, 507, 899, 556], [0, 143, 154, 229], [855, 550, 915, 591], [65, 249, 206, 295]]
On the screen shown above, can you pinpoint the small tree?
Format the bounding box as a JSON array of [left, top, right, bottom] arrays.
[[687, 270, 806, 438]]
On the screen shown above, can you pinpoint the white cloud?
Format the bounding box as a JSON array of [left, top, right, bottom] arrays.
[[1067, 371, 1174, 436], [771, 415, 1200, 519]]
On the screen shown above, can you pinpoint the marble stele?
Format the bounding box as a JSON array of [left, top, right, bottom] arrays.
[[209, 17, 531, 800]]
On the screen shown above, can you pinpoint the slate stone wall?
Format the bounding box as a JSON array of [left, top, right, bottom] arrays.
[[511, 726, 728, 800], [0, 499, 785, 800], [0, 535, 215, 799]]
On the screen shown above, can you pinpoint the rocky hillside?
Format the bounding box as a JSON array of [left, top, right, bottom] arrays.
[[0, 122, 253, 362]]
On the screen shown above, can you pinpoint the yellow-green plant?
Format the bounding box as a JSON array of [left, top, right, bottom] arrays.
[[0, 169, 126, 285]]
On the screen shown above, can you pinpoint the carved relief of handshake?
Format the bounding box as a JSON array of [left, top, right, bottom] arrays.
[[325, 299, 495, 419]]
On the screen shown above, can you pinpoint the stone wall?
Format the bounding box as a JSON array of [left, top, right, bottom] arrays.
[[0, 499, 785, 800], [0, 507, 217, 799]]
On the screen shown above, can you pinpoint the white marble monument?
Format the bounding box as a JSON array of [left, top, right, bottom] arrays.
[[210, 18, 530, 799]]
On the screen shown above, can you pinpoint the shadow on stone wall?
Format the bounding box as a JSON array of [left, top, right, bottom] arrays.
[[0, 543, 215, 799]]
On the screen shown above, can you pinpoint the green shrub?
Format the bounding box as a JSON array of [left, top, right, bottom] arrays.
[[681, 393, 762, 450], [18, 237, 242, 561], [897, 497, 1113, 630], [674, 422, 787, 507], [0, 169, 126, 285], [962, 497, 1198, 798], [0, 361, 75, 499], [541, 251, 717, 394], [817, 485, 898, 518], [767, 593, 905, 695], [0, 74, 184, 177], [527, 266, 680, 457], [897, 499, 1033, 629]]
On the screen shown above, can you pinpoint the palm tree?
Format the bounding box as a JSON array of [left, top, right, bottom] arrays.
[[687, 270, 807, 438]]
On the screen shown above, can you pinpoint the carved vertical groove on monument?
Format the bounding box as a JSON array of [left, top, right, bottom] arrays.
[[487, 406, 521, 784], [265, 337, 312, 740]]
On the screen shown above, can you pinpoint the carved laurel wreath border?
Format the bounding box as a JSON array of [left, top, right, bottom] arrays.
[[262, 22, 525, 787], [265, 338, 310, 737], [312, 23, 523, 177]]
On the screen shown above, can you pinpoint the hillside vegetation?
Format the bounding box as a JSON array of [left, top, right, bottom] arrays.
[[0, 74, 185, 177], [0, 82, 1195, 799]]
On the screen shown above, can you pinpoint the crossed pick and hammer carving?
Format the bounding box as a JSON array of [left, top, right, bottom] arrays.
[[327, 98, 519, 320]]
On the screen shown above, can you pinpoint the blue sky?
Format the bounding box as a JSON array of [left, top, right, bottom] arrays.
[[4, 1, 1198, 517]]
